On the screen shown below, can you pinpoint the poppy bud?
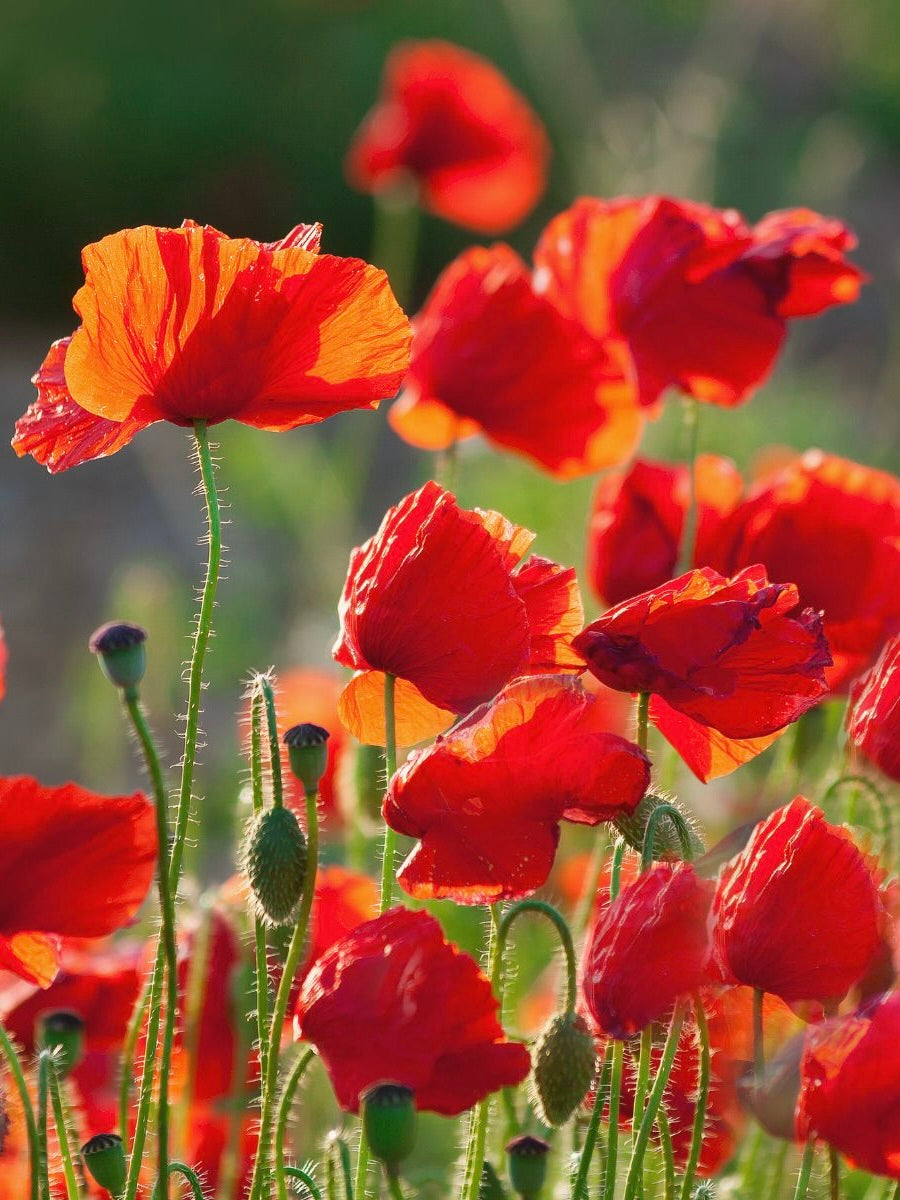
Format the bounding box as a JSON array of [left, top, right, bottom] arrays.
[[613, 792, 704, 862], [241, 805, 307, 926], [479, 1162, 507, 1200], [528, 1011, 596, 1127], [82, 1132, 127, 1197], [505, 1135, 550, 1199], [37, 1010, 84, 1077], [360, 1082, 417, 1175], [88, 621, 147, 695], [354, 743, 386, 823], [284, 723, 330, 794]]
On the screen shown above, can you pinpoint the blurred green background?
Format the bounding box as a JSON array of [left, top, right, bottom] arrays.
[[1, 0, 898, 845]]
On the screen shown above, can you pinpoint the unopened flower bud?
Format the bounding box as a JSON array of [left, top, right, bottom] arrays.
[[528, 1010, 596, 1127], [614, 793, 704, 862], [506, 1135, 550, 1199], [241, 805, 307, 926], [82, 1132, 127, 1196], [37, 1010, 84, 1077], [479, 1162, 507, 1200], [88, 622, 147, 694], [360, 1082, 417, 1175], [284, 723, 330, 793]]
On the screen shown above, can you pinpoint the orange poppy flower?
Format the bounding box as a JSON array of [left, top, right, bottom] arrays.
[[334, 481, 583, 744], [587, 455, 743, 606], [384, 677, 650, 903], [847, 634, 900, 782], [533, 196, 865, 409], [345, 40, 549, 233], [0, 777, 156, 986], [389, 244, 643, 478], [574, 566, 831, 781], [711, 450, 900, 691], [13, 220, 411, 471]]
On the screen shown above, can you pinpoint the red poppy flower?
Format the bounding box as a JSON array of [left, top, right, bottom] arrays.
[[533, 196, 865, 409], [389, 244, 642, 478], [307, 865, 379, 968], [847, 635, 900, 781], [345, 40, 549, 233], [0, 777, 156, 986], [334, 481, 583, 744], [711, 451, 900, 690], [383, 676, 650, 904], [13, 220, 411, 471], [796, 991, 900, 1179], [710, 797, 883, 1009], [581, 863, 713, 1038], [294, 907, 530, 1115], [574, 566, 831, 781], [587, 455, 743, 606]]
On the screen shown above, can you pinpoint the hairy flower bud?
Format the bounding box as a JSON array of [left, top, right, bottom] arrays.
[[614, 792, 704, 861], [528, 1010, 596, 1127], [241, 805, 307, 926]]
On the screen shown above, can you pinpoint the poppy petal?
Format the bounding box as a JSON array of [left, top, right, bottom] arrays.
[[650, 695, 784, 781], [337, 670, 455, 746]]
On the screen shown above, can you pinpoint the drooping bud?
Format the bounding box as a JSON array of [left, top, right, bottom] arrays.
[[82, 1132, 128, 1197], [284, 723, 330, 794], [528, 1010, 596, 1127], [360, 1082, 417, 1176], [479, 1161, 507, 1200], [614, 792, 704, 862], [37, 1010, 84, 1077], [241, 805, 308, 926], [505, 1135, 550, 1199], [89, 622, 147, 694]]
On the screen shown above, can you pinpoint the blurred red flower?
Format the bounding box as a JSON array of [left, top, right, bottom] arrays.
[[574, 566, 831, 780], [712, 451, 900, 690], [345, 40, 549, 233], [711, 797, 883, 1009], [534, 197, 864, 409], [0, 778, 156, 986], [294, 907, 530, 1114], [847, 634, 900, 781], [334, 481, 583, 744], [582, 863, 713, 1038], [797, 991, 900, 1179], [587, 455, 743, 606], [13, 221, 411, 471], [389, 244, 642, 478], [384, 676, 650, 903]]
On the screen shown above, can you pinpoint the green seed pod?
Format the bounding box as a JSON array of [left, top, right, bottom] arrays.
[[82, 1132, 128, 1197], [283, 723, 330, 793], [478, 1162, 507, 1200], [241, 805, 307, 926], [360, 1082, 417, 1175], [506, 1135, 550, 1200], [614, 793, 704, 862], [37, 1010, 84, 1077], [528, 1010, 596, 1127], [88, 622, 147, 694]]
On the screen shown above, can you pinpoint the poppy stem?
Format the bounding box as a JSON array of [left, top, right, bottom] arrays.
[[572, 1042, 612, 1200], [379, 672, 398, 914], [498, 899, 577, 1012], [259, 673, 286, 809], [461, 905, 505, 1200], [675, 398, 700, 576], [286, 1165, 325, 1200], [621, 1001, 687, 1200], [274, 1048, 317, 1200], [656, 1105, 676, 1200], [123, 690, 178, 1200], [331, 1134, 355, 1200], [0, 1022, 39, 1200], [48, 1065, 80, 1200], [640, 802, 696, 869], [610, 837, 627, 901], [630, 1025, 654, 1165], [118, 971, 152, 1138], [602, 1039, 625, 1200], [792, 1139, 816, 1200], [123, 960, 164, 1199], [753, 988, 765, 1081], [635, 691, 650, 754], [829, 1146, 841, 1200], [371, 185, 421, 311], [677, 995, 710, 1200], [36, 1051, 52, 1200], [152, 1163, 204, 1199], [249, 681, 272, 1088]]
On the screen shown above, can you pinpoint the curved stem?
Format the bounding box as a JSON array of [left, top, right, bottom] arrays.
[[249, 787, 320, 1200], [153, 1162, 204, 1200], [379, 673, 398, 914], [622, 1003, 687, 1200], [0, 1021, 39, 1200], [124, 691, 178, 1199], [462, 906, 504, 1200], [572, 1043, 612, 1200], [48, 1066, 80, 1200], [498, 899, 577, 1012], [793, 1140, 816, 1200], [286, 1165, 325, 1200], [821, 773, 886, 832], [602, 1040, 625, 1200], [678, 997, 710, 1200], [640, 803, 696, 869], [635, 692, 650, 754], [275, 1049, 316, 1200], [675, 398, 700, 576]]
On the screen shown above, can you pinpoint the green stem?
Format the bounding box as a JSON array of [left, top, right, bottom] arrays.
[[286, 1166, 325, 1200], [275, 1049, 316, 1200], [123, 964, 164, 1200], [124, 691, 178, 1199], [0, 1021, 39, 1200], [250, 683, 271, 1086], [332, 1136, 354, 1200], [678, 998, 710, 1200], [675, 398, 700, 576], [640, 802, 696, 870], [386, 1169, 406, 1200], [260, 674, 285, 809], [572, 1043, 612, 1200], [249, 787, 320, 1200], [119, 973, 152, 1141], [37, 1052, 51, 1200], [792, 1140, 816, 1200], [170, 417, 222, 889], [498, 899, 577, 1011], [370, 185, 421, 310], [753, 988, 765, 1082], [610, 838, 627, 902], [622, 1003, 687, 1200], [636, 692, 650, 754], [572, 827, 609, 937], [379, 673, 398, 914], [462, 906, 505, 1200], [48, 1067, 80, 1200], [632, 1026, 654, 1138], [219, 959, 254, 1200], [153, 1163, 204, 1200], [656, 1106, 676, 1200], [603, 1040, 625, 1200], [821, 774, 886, 830]]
